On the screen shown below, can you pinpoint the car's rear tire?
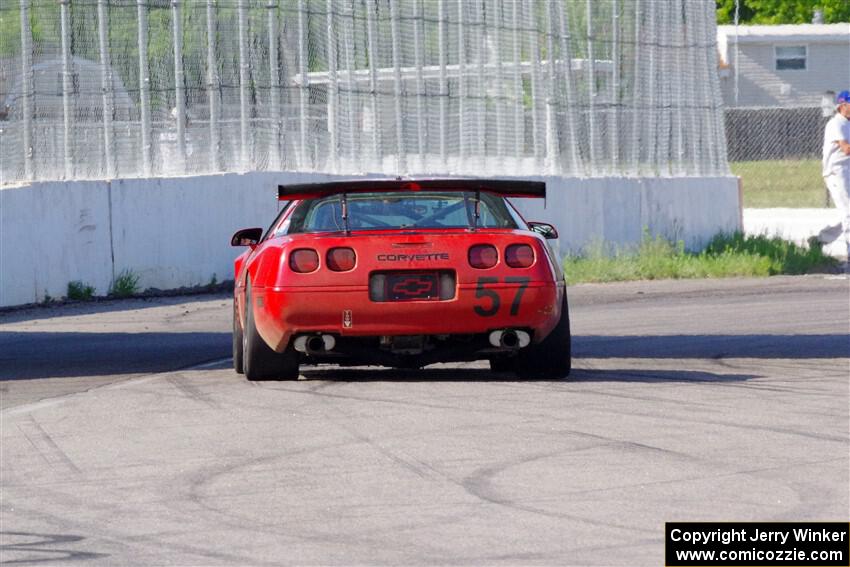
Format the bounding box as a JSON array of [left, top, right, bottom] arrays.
[[516, 293, 571, 379], [243, 279, 300, 381], [233, 301, 244, 374]]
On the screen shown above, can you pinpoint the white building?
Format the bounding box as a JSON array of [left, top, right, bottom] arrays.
[[717, 23, 850, 107]]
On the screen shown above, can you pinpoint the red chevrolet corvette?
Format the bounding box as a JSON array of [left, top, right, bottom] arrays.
[[231, 178, 570, 380]]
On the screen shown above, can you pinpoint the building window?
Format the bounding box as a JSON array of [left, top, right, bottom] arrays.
[[775, 46, 806, 70]]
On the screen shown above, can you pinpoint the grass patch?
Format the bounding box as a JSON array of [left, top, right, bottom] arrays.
[[67, 280, 95, 300], [110, 269, 140, 298], [564, 232, 837, 284], [732, 159, 828, 208]]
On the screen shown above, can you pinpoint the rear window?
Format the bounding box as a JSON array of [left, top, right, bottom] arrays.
[[286, 191, 519, 233]]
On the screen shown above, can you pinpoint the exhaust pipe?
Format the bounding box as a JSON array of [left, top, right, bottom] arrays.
[[488, 329, 531, 349], [293, 334, 336, 354], [500, 330, 519, 348]]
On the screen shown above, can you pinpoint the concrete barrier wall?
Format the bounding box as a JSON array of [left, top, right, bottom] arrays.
[[0, 173, 740, 307], [1, 180, 114, 307], [511, 176, 742, 253]]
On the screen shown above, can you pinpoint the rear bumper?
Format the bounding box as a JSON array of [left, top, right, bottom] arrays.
[[253, 281, 563, 352]]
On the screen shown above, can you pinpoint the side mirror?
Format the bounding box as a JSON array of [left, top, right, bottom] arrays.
[[231, 227, 263, 247], [528, 221, 559, 240]]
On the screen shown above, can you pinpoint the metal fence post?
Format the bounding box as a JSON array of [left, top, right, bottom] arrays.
[[138, 0, 152, 176], [526, 0, 541, 165], [511, 0, 522, 163], [656, 2, 671, 176], [298, 0, 310, 169], [172, 0, 187, 172], [476, 0, 486, 162], [685, 0, 700, 174], [438, 0, 447, 169], [556, 1, 581, 175], [704, 1, 727, 174], [412, 0, 425, 167], [326, 0, 338, 172], [611, 0, 620, 174], [206, 0, 220, 171], [544, 1, 558, 175], [59, 0, 74, 179], [238, 0, 250, 171], [585, 0, 597, 175], [97, 0, 115, 178], [630, 0, 642, 175], [673, 0, 685, 175], [268, 0, 281, 170], [343, 0, 357, 168], [365, 0, 381, 169], [457, 0, 465, 165], [492, 0, 504, 158], [389, 0, 405, 173], [645, 0, 657, 174], [19, 0, 34, 180]]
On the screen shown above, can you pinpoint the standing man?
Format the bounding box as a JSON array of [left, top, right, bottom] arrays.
[[821, 90, 850, 258]]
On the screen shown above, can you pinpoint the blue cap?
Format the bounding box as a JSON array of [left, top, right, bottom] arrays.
[[836, 90, 850, 105]]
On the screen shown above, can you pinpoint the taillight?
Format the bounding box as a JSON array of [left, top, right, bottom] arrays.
[[327, 247, 356, 271], [468, 244, 498, 269], [505, 244, 534, 268], [289, 248, 319, 273]]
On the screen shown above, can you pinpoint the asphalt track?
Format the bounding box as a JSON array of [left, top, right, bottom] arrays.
[[1, 276, 848, 566]]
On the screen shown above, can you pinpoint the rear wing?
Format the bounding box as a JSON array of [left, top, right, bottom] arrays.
[[277, 178, 546, 201]]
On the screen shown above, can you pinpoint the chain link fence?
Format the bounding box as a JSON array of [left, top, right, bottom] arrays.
[[718, 23, 850, 208], [1, 0, 729, 185], [724, 107, 832, 208]]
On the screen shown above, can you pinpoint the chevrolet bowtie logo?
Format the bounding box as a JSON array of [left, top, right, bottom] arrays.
[[392, 278, 435, 298]]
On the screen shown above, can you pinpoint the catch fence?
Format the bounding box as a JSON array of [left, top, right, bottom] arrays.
[[0, 0, 729, 184]]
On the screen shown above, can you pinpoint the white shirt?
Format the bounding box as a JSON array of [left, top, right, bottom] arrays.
[[822, 112, 850, 176]]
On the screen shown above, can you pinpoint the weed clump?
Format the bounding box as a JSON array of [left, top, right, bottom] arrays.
[[564, 232, 837, 284], [110, 270, 140, 297], [67, 280, 96, 300]]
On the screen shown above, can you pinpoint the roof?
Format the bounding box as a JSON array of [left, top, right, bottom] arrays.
[[718, 23, 849, 43], [717, 23, 849, 64]]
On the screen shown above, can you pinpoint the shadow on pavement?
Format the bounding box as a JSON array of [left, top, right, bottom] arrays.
[[574, 334, 850, 359], [299, 366, 755, 383], [0, 331, 230, 380], [3, 331, 846, 381]]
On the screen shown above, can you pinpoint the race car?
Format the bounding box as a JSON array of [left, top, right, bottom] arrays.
[[230, 178, 570, 380]]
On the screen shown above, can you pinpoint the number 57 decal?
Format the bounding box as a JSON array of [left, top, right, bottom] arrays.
[[474, 277, 530, 317]]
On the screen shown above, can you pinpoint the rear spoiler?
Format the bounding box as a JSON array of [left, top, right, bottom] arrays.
[[277, 178, 546, 201]]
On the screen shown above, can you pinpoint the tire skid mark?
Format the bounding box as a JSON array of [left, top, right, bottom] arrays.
[[583, 399, 850, 445], [166, 373, 220, 409], [16, 416, 81, 475], [1, 357, 231, 417], [649, 408, 848, 444], [309, 384, 657, 538], [260, 383, 487, 411], [3, 500, 267, 566], [494, 456, 847, 504], [331, 418, 448, 484], [184, 440, 379, 529], [180, 442, 476, 555], [460, 451, 655, 535], [0, 531, 109, 564], [259, 381, 557, 422]]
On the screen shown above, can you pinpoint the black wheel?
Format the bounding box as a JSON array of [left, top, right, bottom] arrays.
[[489, 356, 516, 373], [516, 293, 571, 378], [243, 278, 300, 381], [233, 300, 244, 374]]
